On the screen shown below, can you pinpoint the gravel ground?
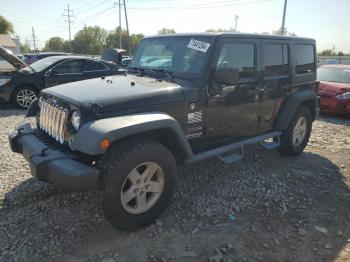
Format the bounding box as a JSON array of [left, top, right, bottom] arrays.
[[0, 104, 349, 262]]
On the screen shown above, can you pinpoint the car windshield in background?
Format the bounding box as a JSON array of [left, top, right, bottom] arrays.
[[317, 67, 350, 84], [129, 36, 214, 75], [29, 56, 62, 72]]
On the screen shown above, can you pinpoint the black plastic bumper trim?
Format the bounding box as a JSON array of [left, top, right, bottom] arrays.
[[9, 124, 100, 191]]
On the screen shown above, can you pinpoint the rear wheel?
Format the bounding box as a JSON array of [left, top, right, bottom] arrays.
[[277, 106, 313, 156], [12, 86, 38, 109], [100, 138, 177, 231]]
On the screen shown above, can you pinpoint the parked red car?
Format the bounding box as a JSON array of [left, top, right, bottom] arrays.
[[317, 65, 350, 116]]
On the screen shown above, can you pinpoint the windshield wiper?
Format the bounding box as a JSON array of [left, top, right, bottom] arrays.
[[128, 66, 144, 76], [129, 66, 180, 82], [128, 67, 158, 78], [150, 68, 174, 82]]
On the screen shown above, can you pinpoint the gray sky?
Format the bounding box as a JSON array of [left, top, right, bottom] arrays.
[[2, 0, 350, 53]]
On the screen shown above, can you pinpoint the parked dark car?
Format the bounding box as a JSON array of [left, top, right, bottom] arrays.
[[121, 57, 132, 68], [0, 47, 119, 108], [318, 64, 350, 116], [10, 33, 318, 230], [22, 52, 71, 65]]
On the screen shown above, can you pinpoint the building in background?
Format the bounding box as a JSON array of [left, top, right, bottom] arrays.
[[0, 34, 20, 54]]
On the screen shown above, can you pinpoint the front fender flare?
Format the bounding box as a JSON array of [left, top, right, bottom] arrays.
[[71, 112, 194, 158]]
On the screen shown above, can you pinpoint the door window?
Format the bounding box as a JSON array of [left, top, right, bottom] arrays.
[[84, 60, 108, 72], [295, 44, 315, 74], [216, 42, 256, 78], [264, 44, 289, 76], [53, 60, 84, 74]]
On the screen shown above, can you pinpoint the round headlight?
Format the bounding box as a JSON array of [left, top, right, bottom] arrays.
[[38, 96, 43, 108], [71, 110, 81, 130]]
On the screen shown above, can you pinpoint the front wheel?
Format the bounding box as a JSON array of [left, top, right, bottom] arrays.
[[100, 138, 177, 231], [12, 86, 38, 109], [277, 105, 313, 156]]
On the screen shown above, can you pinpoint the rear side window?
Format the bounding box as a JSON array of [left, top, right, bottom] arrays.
[[295, 44, 315, 74], [217, 42, 256, 78], [264, 44, 289, 76], [84, 60, 108, 71], [53, 60, 84, 74]]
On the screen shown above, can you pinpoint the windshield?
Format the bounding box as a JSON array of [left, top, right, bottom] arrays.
[[30, 56, 62, 72], [317, 67, 350, 84], [129, 36, 214, 75]]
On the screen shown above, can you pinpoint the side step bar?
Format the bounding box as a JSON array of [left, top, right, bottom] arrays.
[[186, 131, 282, 165]]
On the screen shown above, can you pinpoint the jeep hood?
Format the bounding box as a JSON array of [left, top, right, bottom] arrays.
[[0, 46, 27, 70], [43, 74, 185, 112]]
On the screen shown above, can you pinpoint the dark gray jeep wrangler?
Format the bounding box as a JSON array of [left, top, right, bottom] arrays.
[[9, 33, 318, 230]]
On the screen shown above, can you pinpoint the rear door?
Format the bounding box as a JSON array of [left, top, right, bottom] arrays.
[[44, 59, 84, 87], [82, 60, 110, 80], [206, 37, 261, 139], [259, 40, 291, 132]]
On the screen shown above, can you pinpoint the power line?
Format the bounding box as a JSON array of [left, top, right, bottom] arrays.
[[10, 19, 66, 29], [75, 6, 115, 25], [75, 0, 113, 15], [74, 0, 104, 11], [63, 4, 74, 52], [127, 0, 271, 11]]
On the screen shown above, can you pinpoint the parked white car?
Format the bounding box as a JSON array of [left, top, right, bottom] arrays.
[[0, 57, 15, 72]]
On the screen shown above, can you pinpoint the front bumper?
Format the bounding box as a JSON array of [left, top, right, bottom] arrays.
[[319, 96, 350, 115], [9, 123, 100, 191]]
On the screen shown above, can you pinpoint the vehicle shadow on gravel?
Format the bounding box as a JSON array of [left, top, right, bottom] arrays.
[[318, 114, 350, 127], [1, 147, 349, 261], [0, 103, 25, 118]]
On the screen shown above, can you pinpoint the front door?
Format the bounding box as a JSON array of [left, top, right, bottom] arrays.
[[44, 59, 84, 88], [206, 38, 261, 140]]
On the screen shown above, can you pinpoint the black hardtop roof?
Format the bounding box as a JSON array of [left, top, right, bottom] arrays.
[[145, 32, 315, 43]]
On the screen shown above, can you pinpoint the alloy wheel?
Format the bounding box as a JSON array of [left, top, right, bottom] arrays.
[[292, 116, 307, 147], [120, 162, 165, 214], [16, 89, 37, 108]]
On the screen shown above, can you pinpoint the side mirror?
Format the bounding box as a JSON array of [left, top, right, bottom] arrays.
[[46, 69, 57, 77], [214, 67, 239, 85]]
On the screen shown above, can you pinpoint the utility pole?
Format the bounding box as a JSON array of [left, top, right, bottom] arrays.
[[123, 0, 131, 55], [281, 0, 288, 35], [234, 15, 239, 32], [332, 45, 336, 55], [114, 2, 123, 48], [32, 27, 37, 51], [63, 4, 74, 52], [119, 0, 122, 48]]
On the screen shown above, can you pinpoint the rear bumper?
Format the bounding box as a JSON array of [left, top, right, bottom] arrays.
[[9, 123, 100, 191]]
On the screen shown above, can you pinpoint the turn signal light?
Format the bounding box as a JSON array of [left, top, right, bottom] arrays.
[[99, 139, 110, 149]]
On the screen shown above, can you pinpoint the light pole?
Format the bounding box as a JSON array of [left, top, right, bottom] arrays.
[[234, 15, 239, 32], [281, 0, 288, 35]]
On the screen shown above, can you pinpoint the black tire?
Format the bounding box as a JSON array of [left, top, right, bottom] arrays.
[[100, 137, 177, 231], [11, 86, 38, 109], [277, 105, 313, 156]]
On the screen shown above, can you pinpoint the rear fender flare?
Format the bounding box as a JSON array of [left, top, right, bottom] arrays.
[[274, 90, 317, 130]]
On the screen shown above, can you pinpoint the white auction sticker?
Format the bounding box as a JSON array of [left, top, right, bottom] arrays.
[[187, 39, 210, 53]]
